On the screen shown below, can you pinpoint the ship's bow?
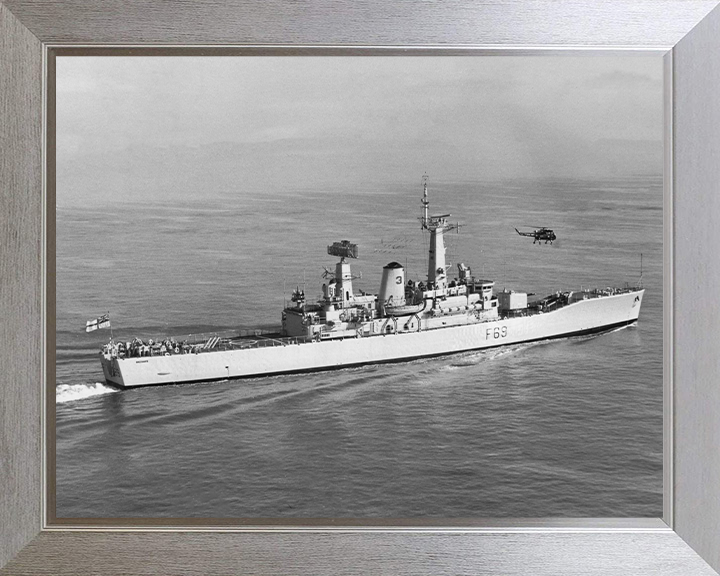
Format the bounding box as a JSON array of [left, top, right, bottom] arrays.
[[629, 289, 645, 323]]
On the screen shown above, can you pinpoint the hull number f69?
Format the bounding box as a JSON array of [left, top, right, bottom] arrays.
[[486, 326, 508, 340]]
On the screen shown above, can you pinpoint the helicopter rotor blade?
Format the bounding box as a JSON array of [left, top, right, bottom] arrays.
[[515, 228, 533, 237]]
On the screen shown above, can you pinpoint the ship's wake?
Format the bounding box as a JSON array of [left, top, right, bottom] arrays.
[[441, 343, 537, 369], [56, 382, 118, 404], [569, 322, 636, 343]]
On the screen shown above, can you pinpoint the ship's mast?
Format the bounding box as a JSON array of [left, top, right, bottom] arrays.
[[420, 176, 458, 291], [421, 175, 430, 229], [326, 240, 360, 308]]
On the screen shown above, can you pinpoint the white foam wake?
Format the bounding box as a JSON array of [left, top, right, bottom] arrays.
[[440, 343, 534, 370], [56, 382, 117, 404]]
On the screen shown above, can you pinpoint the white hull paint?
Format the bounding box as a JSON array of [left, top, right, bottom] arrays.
[[101, 289, 644, 388]]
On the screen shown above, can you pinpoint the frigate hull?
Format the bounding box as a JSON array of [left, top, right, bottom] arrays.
[[101, 289, 643, 389]]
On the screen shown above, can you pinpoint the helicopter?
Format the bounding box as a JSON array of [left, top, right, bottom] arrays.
[[514, 226, 557, 244]]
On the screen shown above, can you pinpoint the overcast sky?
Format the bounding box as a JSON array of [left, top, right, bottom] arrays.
[[56, 56, 663, 205]]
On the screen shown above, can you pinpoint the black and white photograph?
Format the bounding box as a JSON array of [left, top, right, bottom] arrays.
[[55, 55, 663, 519]]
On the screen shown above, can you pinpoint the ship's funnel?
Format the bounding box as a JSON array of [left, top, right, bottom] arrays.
[[378, 262, 406, 314]]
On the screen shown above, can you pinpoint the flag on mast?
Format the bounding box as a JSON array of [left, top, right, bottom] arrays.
[[86, 313, 111, 332]]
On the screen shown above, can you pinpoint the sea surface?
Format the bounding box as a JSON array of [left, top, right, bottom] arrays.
[[55, 176, 663, 518]]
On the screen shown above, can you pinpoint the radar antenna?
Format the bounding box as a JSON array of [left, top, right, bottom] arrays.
[[419, 174, 460, 234]]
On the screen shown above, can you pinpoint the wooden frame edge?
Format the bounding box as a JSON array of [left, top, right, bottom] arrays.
[[670, 2, 720, 570], [0, 1, 43, 569]]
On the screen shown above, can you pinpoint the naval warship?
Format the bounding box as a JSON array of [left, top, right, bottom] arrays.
[[99, 178, 644, 388]]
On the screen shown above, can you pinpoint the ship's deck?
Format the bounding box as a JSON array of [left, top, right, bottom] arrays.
[[229, 332, 314, 349], [103, 286, 642, 359]]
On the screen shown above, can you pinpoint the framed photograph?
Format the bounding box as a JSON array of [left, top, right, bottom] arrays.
[[2, 2, 720, 575], [52, 51, 664, 523]]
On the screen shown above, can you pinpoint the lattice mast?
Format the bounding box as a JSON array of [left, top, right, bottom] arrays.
[[420, 175, 459, 291]]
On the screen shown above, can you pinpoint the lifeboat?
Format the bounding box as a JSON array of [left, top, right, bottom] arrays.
[[384, 301, 426, 317]]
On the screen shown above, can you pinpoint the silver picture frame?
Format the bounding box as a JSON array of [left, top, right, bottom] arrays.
[[2, 1, 720, 574]]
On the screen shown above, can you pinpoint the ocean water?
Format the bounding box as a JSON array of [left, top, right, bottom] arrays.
[[55, 176, 663, 518]]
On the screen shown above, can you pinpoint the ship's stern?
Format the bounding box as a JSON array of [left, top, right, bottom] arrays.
[[100, 354, 125, 388]]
